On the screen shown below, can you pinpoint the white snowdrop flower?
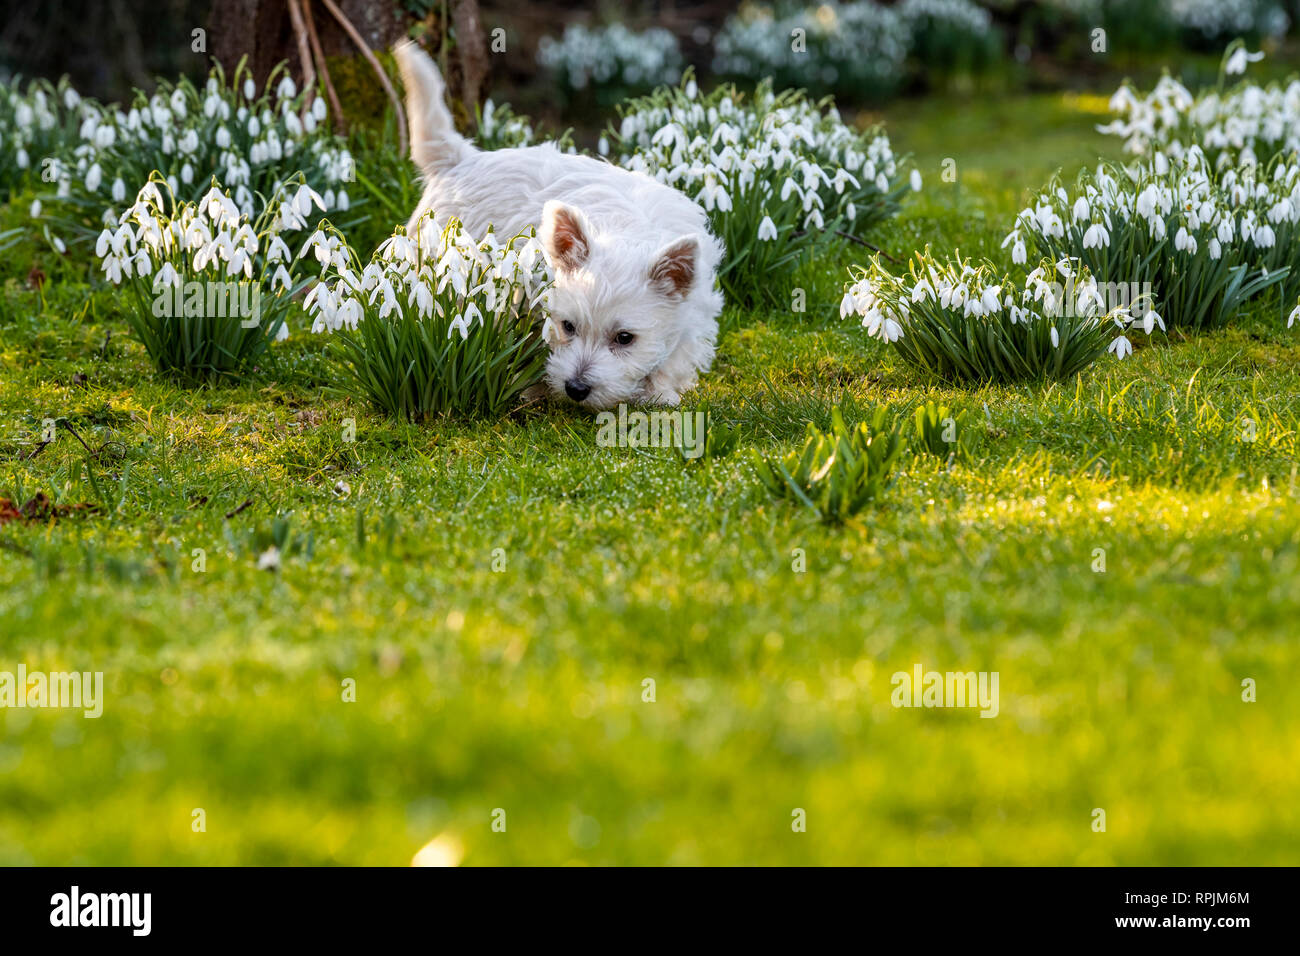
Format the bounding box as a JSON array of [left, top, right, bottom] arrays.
[[1108, 336, 1133, 359], [111, 178, 125, 202], [257, 546, 281, 571], [1209, 237, 1222, 259], [1142, 309, 1165, 335], [101, 255, 124, 284], [294, 184, 326, 216], [16, 148, 29, 169], [1136, 186, 1158, 219], [85, 163, 103, 192], [30, 199, 42, 218], [243, 78, 257, 100], [448, 312, 472, 339], [1072, 197, 1090, 222], [312, 97, 327, 122], [757, 215, 778, 241], [1174, 227, 1196, 254], [1050, 326, 1060, 348], [839, 290, 857, 318], [980, 286, 1001, 313], [1225, 47, 1264, 76], [277, 76, 296, 100], [910, 169, 922, 192], [1082, 223, 1109, 248], [154, 262, 180, 290], [1254, 223, 1275, 248], [181, 163, 194, 185], [139, 181, 163, 208], [336, 190, 350, 212], [1289, 303, 1300, 328]]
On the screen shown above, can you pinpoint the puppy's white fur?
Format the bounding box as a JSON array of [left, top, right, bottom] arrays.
[[394, 40, 722, 408]]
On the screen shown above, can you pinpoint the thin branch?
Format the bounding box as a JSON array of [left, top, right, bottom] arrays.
[[835, 231, 902, 264], [225, 499, 254, 520], [792, 229, 903, 265], [318, 0, 407, 156], [302, 0, 344, 134], [286, 0, 317, 119]]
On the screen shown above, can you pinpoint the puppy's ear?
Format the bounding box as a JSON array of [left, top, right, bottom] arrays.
[[539, 201, 591, 273], [648, 236, 698, 300]]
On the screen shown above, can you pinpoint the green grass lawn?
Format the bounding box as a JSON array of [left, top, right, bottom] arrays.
[[2, 91, 1298, 865]]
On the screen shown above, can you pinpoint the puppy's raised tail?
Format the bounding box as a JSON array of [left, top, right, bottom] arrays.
[[394, 39, 471, 174]]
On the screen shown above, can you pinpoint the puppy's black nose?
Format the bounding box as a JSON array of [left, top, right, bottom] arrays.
[[565, 379, 591, 402]]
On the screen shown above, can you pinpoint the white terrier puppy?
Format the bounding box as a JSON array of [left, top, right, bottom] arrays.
[[394, 40, 722, 408]]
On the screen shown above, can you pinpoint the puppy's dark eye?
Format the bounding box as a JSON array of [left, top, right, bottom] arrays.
[[614, 330, 635, 346], [561, 320, 576, 336]]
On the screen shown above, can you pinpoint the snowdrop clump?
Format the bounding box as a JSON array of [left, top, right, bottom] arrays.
[[712, 0, 910, 99], [842, 251, 1159, 382], [898, 0, 1002, 79], [612, 73, 919, 306], [475, 99, 540, 150], [304, 213, 552, 420], [473, 99, 576, 154], [1164, 0, 1288, 42], [41, 62, 353, 250], [0, 76, 89, 199], [1002, 145, 1299, 330], [95, 173, 314, 381], [1098, 45, 1299, 169], [537, 23, 682, 97]]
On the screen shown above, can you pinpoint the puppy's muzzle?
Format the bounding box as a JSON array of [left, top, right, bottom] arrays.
[[565, 379, 592, 402]]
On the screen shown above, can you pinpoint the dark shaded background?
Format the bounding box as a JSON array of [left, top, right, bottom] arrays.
[[0, 0, 732, 102]]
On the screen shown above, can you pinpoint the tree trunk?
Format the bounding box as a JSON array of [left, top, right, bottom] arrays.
[[208, 0, 409, 90], [207, 0, 489, 133]]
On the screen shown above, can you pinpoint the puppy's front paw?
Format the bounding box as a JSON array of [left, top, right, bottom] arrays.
[[637, 377, 681, 406], [642, 370, 693, 406]]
